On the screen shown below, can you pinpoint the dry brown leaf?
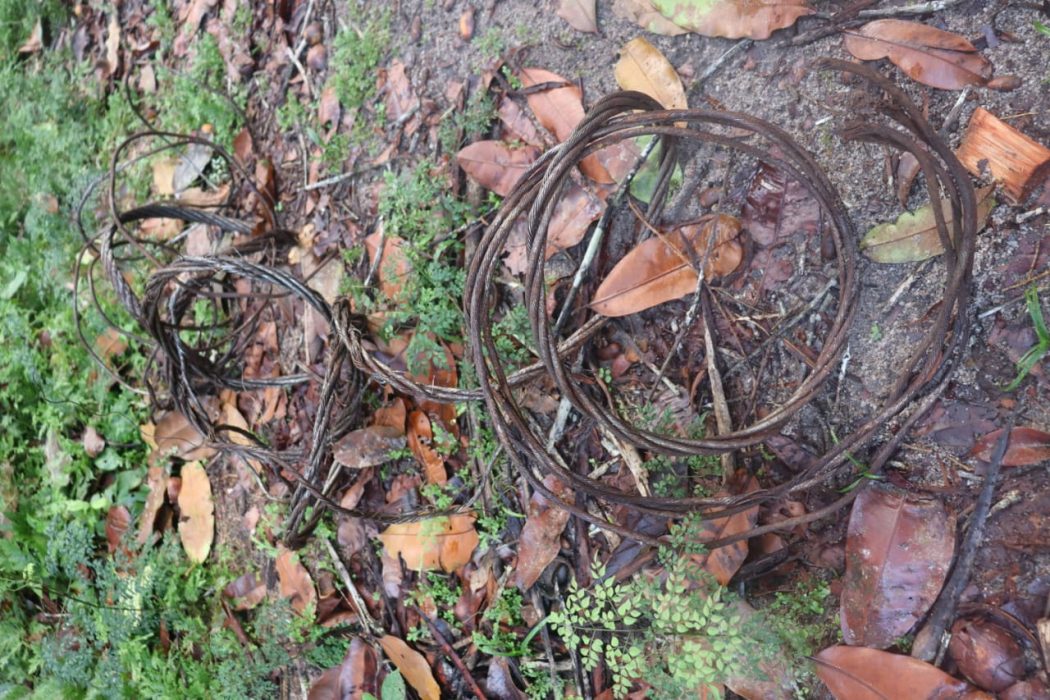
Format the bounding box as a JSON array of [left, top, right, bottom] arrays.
[[648, 0, 812, 40], [843, 19, 993, 90], [378, 514, 479, 572], [379, 635, 440, 700], [105, 506, 131, 555], [364, 229, 412, 301], [136, 465, 167, 545], [152, 403, 217, 462], [515, 477, 572, 589], [691, 473, 759, 584], [83, 427, 106, 457], [558, 0, 598, 33], [970, 427, 1050, 467], [949, 616, 1025, 692], [613, 0, 690, 36], [104, 13, 120, 77], [498, 97, 545, 147], [308, 638, 378, 700], [814, 646, 992, 700], [333, 426, 406, 470], [591, 214, 744, 317], [94, 327, 128, 362], [406, 411, 447, 485], [177, 182, 231, 206], [614, 37, 688, 109], [177, 462, 214, 563], [519, 67, 584, 144], [373, 398, 407, 432], [456, 141, 540, 196], [223, 572, 267, 611], [276, 545, 317, 614], [18, 19, 43, 54]]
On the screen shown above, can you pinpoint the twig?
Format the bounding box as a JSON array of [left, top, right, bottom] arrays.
[[412, 607, 490, 700], [696, 40, 752, 84], [285, 46, 314, 101], [911, 416, 1015, 662], [702, 289, 735, 481], [857, 0, 969, 17], [323, 537, 382, 636]]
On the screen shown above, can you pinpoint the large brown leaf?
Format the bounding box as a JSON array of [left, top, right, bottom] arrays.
[[557, 0, 598, 33], [333, 425, 406, 470], [379, 635, 440, 700], [649, 0, 813, 40], [515, 476, 573, 589], [614, 37, 688, 110], [861, 186, 996, 263], [969, 426, 1050, 467], [814, 646, 992, 700], [613, 0, 689, 36], [840, 485, 955, 649], [591, 214, 744, 317], [177, 462, 214, 563], [456, 141, 540, 197], [691, 473, 759, 585], [843, 20, 993, 90], [276, 545, 317, 614], [308, 638, 378, 700], [378, 514, 479, 572]]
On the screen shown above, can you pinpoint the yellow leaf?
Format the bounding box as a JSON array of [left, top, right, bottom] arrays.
[[380, 635, 440, 700], [614, 37, 688, 110], [177, 462, 214, 563], [378, 514, 478, 572]]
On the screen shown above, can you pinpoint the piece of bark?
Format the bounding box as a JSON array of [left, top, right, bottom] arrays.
[[956, 108, 1050, 203]]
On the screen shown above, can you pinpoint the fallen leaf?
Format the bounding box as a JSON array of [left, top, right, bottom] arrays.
[[614, 37, 688, 110], [740, 161, 821, 248], [459, 8, 475, 39], [105, 506, 131, 555], [591, 214, 744, 316], [223, 572, 267, 611], [969, 427, 1050, 467], [177, 182, 231, 207], [379, 635, 440, 700], [407, 411, 447, 485], [613, 0, 689, 36], [378, 514, 479, 572], [860, 186, 996, 263], [173, 138, 214, 193], [558, 0, 598, 33], [456, 141, 541, 196], [519, 67, 584, 144], [383, 59, 419, 124], [895, 152, 921, 206], [843, 19, 994, 90], [516, 477, 572, 589], [948, 615, 1025, 692], [104, 13, 120, 77], [364, 229, 412, 302], [691, 474, 759, 585], [333, 426, 407, 470], [498, 97, 545, 147], [276, 545, 317, 614], [840, 484, 955, 649], [814, 646, 993, 700], [308, 638, 378, 700], [177, 462, 214, 563], [648, 0, 813, 40], [94, 327, 128, 362], [83, 426, 106, 457], [373, 398, 408, 432], [17, 19, 43, 53], [152, 404, 217, 462], [137, 465, 167, 545]]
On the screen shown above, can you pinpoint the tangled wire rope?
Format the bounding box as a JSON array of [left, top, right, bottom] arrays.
[[83, 58, 977, 549]]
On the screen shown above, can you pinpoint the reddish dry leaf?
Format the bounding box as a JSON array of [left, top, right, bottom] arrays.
[[860, 185, 996, 263], [151, 404, 217, 462], [407, 410, 447, 485], [364, 230, 412, 301], [223, 572, 267, 611], [547, 183, 605, 254], [948, 616, 1025, 692], [379, 635, 440, 700], [591, 214, 744, 317], [373, 398, 408, 432], [814, 645, 992, 700], [895, 152, 921, 207], [740, 161, 821, 248], [557, 0, 598, 33], [177, 462, 214, 564], [333, 426, 407, 470], [276, 545, 317, 614], [83, 427, 106, 457], [137, 465, 167, 545], [516, 477, 573, 589], [614, 37, 688, 110], [519, 67, 584, 144], [843, 19, 993, 90], [308, 638, 378, 700], [649, 0, 813, 40], [378, 514, 479, 572], [498, 97, 545, 147], [969, 427, 1050, 467], [840, 484, 955, 649], [459, 8, 475, 40], [383, 60, 419, 124], [456, 140, 540, 196], [94, 327, 128, 362], [691, 473, 759, 585], [105, 506, 131, 555]]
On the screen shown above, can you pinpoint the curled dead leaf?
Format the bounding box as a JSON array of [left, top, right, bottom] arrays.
[[276, 544, 317, 614], [308, 637, 378, 700], [814, 645, 992, 700], [333, 425, 407, 470], [379, 635, 440, 700], [177, 462, 214, 563]]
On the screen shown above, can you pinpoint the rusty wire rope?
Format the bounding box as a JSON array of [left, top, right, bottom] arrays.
[[83, 59, 976, 548]]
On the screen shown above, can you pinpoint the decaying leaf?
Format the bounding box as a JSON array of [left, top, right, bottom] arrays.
[[591, 214, 744, 316], [948, 615, 1025, 692], [814, 646, 992, 700], [456, 140, 540, 196], [105, 506, 131, 555], [613, 0, 689, 36], [308, 638, 378, 700], [333, 425, 407, 470], [150, 404, 217, 462], [970, 426, 1050, 467], [224, 572, 267, 611], [647, 0, 813, 40], [740, 161, 821, 248], [843, 19, 994, 90], [557, 0, 598, 33], [378, 514, 479, 572], [276, 544, 317, 614], [516, 477, 573, 590], [614, 37, 688, 110], [518, 67, 584, 144], [137, 465, 167, 545], [498, 97, 545, 147], [379, 635, 440, 700], [860, 185, 996, 263], [840, 484, 955, 649], [364, 230, 412, 302], [406, 410, 447, 485], [691, 473, 759, 585], [177, 462, 214, 563]]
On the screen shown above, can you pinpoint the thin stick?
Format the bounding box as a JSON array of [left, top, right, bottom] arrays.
[[413, 607, 490, 700], [702, 289, 735, 481], [323, 537, 382, 636]]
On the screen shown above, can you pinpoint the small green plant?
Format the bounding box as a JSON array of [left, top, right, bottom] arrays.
[[1003, 285, 1048, 391], [474, 27, 505, 64], [869, 322, 882, 342], [1035, 20, 1050, 37], [408, 572, 461, 627], [438, 92, 497, 152], [328, 11, 391, 109]]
